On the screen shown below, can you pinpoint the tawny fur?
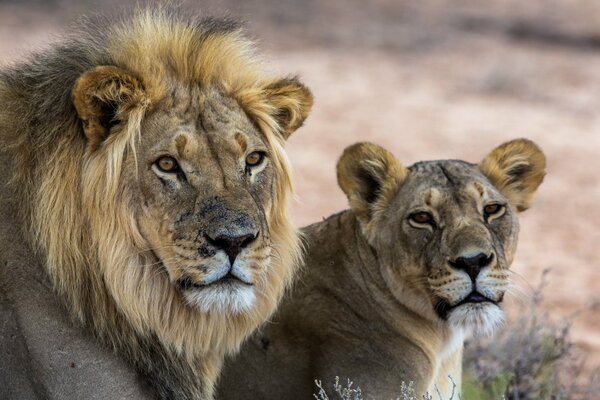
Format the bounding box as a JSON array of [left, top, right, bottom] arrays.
[[0, 9, 312, 399], [218, 140, 545, 400]]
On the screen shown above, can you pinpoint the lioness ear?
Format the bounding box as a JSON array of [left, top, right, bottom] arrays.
[[479, 138, 546, 212], [72, 66, 146, 149], [337, 142, 408, 221]]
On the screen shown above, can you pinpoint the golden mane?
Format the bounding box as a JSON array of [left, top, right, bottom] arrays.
[[0, 8, 308, 398]]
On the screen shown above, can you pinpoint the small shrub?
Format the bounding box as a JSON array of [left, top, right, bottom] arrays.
[[313, 376, 456, 400], [313, 377, 364, 400], [463, 269, 600, 400]]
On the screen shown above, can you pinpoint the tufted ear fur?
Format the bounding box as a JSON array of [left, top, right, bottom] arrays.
[[479, 138, 546, 212], [337, 142, 408, 222], [239, 77, 313, 140], [72, 66, 147, 150], [262, 77, 313, 138]]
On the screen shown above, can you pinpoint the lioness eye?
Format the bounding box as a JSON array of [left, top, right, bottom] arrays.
[[484, 204, 505, 219], [245, 151, 265, 167], [156, 156, 179, 173], [410, 212, 434, 225]]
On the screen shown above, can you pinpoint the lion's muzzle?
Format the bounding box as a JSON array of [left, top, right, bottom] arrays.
[[158, 194, 271, 313], [436, 250, 506, 336]]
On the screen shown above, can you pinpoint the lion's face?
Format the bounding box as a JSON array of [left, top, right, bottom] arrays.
[[72, 66, 312, 318], [132, 88, 275, 314], [337, 140, 545, 336]]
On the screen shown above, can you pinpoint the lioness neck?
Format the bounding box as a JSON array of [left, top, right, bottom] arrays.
[[301, 210, 464, 398]]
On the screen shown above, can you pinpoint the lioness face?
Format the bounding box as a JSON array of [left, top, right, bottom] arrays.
[[376, 161, 518, 336], [131, 87, 279, 314], [337, 140, 545, 336]]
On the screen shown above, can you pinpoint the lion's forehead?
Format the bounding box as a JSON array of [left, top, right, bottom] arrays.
[[404, 160, 501, 208], [139, 90, 264, 162], [197, 90, 255, 132], [152, 85, 247, 119], [408, 160, 483, 187]]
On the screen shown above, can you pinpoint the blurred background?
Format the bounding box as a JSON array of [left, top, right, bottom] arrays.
[[1, 0, 599, 379]]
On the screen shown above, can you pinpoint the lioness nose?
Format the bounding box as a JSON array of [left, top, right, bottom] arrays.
[[208, 233, 257, 265], [449, 253, 494, 281]]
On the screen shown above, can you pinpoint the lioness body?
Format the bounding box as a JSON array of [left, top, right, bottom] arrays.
[[219, 210, 461, 399], [219, 141, 544, 399], [0, 10, 312, 399]]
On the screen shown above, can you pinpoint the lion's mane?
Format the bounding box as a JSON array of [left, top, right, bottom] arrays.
[[0, 9, 303, 398]]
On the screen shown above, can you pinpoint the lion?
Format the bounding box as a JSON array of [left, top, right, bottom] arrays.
[[218, 139, 546, 399], [0, 9, 312, 400]]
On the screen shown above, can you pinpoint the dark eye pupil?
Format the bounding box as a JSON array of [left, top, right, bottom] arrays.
[[414, 213, 431, 223], [485, 205, 499, 214]]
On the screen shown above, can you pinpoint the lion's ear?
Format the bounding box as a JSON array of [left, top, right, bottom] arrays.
[[72, 66, 146, 149], [479, 139, 546, 212], [241, 77, 313, 140], [263, 77, 313, 139], [337, 142, 408, 221]]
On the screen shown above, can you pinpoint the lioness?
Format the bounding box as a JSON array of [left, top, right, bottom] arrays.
[[0, 10, 312, 400], [218, 139, 545, 399]]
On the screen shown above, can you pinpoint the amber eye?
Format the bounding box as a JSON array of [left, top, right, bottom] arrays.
[[409, 211, 434, 226], [484, 203, 505, 219], [156, 156, 179, 173], [245, 151, 265, 167]]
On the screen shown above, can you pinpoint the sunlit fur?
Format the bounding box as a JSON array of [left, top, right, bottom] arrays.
[[0, 9, 311, 399]]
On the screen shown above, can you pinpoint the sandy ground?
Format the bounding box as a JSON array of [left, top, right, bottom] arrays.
[[1, 0, 599, 373]]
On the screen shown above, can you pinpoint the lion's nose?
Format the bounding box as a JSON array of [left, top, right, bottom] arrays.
[[207, 232, 258, 265], [449, 253, 494, 282]]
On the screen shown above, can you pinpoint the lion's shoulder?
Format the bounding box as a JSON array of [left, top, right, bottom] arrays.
[[0, 154, 152, 400]]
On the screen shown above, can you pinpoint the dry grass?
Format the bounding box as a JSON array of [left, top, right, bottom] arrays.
[[313, 377, 433, 400]]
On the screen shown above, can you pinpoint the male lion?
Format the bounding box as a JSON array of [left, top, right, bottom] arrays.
[[0, 10, 312, 400], [219, 139, 545, 399]]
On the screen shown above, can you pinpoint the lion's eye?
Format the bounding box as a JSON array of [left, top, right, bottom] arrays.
[[156, 156, 179, 173], [245, 151, 265, 167], [483, 203, 505, 220], [409, 211, 435, 226]]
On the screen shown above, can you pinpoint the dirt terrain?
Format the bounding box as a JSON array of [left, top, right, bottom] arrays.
[[1, 0, 599, 372]]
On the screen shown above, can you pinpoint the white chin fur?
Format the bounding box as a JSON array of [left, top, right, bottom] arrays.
[[447, 302, 505, 337], [184, 284, 256, 314]]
